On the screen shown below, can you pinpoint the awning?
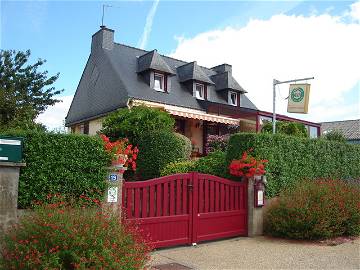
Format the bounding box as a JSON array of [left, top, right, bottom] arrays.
[[131, 99, 239, 125]]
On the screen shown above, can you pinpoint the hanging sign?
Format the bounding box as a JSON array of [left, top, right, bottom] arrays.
[[107, 187, 118, 203], [287, 84, 310, 114]]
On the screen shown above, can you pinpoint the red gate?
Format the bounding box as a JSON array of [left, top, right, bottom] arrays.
[[122, 172, 247, 248]]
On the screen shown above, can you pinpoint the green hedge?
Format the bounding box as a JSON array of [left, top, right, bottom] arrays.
[[136, 131, 190, 180], [226, 133, 360, 197], [1, 131, 109, 208]]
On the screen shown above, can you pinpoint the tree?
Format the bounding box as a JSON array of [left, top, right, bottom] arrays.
[[323, 130, 346, 143], [0, 50, 63, 130], [261, 120, 308, 138]]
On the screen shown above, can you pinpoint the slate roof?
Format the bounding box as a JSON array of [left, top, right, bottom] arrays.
[[177, 61, 215, 84], [65, 30, 258, 126], [137, 50, 175, 74], [211, 72, 247, 93], [321, 119, 360, 140]]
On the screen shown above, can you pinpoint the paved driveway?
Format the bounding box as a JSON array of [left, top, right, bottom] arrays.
[[149, 236, 360, 270]]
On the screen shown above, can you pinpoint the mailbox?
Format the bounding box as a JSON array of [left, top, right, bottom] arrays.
[[254, 180, 265, 207], [0, 136, 23, 162]]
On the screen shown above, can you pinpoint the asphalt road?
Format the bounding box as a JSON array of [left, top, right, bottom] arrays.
[[150, 236, 360, 270]]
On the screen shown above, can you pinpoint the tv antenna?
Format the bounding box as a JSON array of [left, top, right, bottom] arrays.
[[101, 4, 113, 27]]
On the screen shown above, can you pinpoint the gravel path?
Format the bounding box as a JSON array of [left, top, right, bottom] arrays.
[[149, 236, 360, 270]]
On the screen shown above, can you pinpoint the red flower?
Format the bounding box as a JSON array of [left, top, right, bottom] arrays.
[[229, 150, 268, 178]]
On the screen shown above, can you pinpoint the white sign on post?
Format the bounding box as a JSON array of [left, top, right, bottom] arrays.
[[107, 187, 118, 203], [257, 190, 264, 206]]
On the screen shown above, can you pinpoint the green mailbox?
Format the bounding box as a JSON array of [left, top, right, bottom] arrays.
[[0, 136, 23, 163]]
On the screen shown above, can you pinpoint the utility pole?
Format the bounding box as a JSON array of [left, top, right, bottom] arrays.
[[272, 76, 314, 134]]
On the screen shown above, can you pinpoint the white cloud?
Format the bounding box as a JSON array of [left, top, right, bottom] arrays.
[[169, 9, 360, 122], [350, 0, 360, 22], [36, 95, 73, 131], [137, 0, 160, 49]]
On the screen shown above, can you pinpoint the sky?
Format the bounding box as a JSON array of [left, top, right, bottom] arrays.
[[1, 0, 359, 130]]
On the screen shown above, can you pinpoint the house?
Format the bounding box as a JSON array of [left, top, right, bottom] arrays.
[[321, 119, 360, 144], [65, 27, 320, 154]]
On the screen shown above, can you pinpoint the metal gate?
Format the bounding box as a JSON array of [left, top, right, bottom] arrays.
[[123, 172, 247, 248]]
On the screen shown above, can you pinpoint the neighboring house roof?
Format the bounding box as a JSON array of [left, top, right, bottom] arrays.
[[321, 119, 360, 140], [137, 49, 175, 74], [65, 28, 258, 126], [211, 72, 247, 93], [177, 61, 215, 84]]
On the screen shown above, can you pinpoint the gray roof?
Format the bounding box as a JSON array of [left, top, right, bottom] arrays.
[[321, 119, 360, 140], [137, 50, 175, 74], [65, 30, 258, 126], [211, 72, 247, 93], [177, 61, 215, 84]]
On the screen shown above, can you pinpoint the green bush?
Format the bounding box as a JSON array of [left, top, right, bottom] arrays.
[[262, 121, 308, 138], [0, 130, 109, 208], [161, 151, 229, 178], [323, 129, 346, 143], [226, 133, 360, 197], [0, 196, 151, 269], [264, 179, 360, 240], [174, 132, 192, 159], [101, 105, 175, 144], [136, 131, 189, 180]]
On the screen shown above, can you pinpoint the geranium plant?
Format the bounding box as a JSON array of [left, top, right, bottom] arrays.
[[229, 151, 268, 178], [100, 134, 139, 171]]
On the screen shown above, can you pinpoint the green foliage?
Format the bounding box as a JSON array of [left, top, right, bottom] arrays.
[[262, 121, 308, 138], [161, 151, 229, 178], [323, 129, 346, 143], [0, 50, 63, 130], [101, 106, 175, 144], [1, 130, 110, 208], [0, 197, 151, 269], [136, 131, 189, 180], [264, 179, 360, 240], [226, 133, 360, 197], [174, 132, 192, 159]]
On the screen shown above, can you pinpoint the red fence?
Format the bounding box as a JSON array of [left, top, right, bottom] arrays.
[[123, 172, 247, 248]]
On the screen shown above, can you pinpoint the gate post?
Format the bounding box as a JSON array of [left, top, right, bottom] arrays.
[[247, 176, 265, 236], [104, 166, 126, 218]]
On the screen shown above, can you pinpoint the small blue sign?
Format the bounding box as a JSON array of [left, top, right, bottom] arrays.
[[109, 174, 118, 182]]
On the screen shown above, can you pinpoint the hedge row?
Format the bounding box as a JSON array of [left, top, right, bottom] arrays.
[[226, 133, 360, 197], [1, 131, 110, 208]]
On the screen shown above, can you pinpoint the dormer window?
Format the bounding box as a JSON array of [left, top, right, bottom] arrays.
[[228, 91, 238, 106], [195, 83, 205, 100], [154, 73, 165, 92]]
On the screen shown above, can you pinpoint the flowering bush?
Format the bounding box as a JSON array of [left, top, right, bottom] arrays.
[[229, 151, 268, 178], [100, 134, 139, 171], [264, 179, 360, 240], [0, 195, 151, 269], [205, 134, 230, 154]]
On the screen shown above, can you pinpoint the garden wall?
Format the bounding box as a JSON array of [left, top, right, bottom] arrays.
[[226, 133, 360, 197], [1, 131, 109, 208]]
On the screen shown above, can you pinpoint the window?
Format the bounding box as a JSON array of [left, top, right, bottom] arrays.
[[309, 126, 318, 138], [195, 83, 205, 100], [154, 73, 165, 92], [228, 91, 238, 106]]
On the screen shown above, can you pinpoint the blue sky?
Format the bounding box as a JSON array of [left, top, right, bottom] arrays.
[[1, 1, 359, 128]]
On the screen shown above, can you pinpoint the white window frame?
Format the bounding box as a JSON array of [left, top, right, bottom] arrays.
[[228, 91, 238, 106], [195, 83, 205, 100], [154, 73, 165, 92]]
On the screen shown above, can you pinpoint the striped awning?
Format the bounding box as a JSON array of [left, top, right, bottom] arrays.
[[131, 99, 239, 125]]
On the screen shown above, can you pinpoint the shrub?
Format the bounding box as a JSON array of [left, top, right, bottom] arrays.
[[100, 105, 175, 144], [174, 132, 192, 159], [226, 133, 360, 197], [323, 129, 346, 143], [136, 131, 189, 180], [161, 151, 228, 178], [0, 130, 110, 208], [0, 196, 151, 269], [205, 134, 229, 154], [264, 179, 360, 240], [261, 121, 308, 138]]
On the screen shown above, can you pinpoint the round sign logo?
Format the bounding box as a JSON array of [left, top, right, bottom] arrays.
[[291, 87, 305, 102]]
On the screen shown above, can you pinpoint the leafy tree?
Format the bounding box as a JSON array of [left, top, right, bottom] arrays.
[[101, 105, 175, 144], [323, 129, 346, 143], [261, 120, 308, 138], [0, 50, 63, 130]]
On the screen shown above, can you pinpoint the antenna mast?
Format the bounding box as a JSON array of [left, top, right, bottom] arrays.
[[101, 4, 112, 28]]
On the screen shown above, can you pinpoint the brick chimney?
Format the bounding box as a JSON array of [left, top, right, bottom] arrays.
[[91, 26, 114, 53]]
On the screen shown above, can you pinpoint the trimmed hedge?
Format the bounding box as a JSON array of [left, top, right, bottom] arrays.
[[136, 131, 190, 180], [1, 131, 109, 208], [226, 133, 360, 197]]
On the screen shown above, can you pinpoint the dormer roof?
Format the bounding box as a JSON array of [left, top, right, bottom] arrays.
[[211, 71, 247, 93], [137, 50, 175, 74], [176, 61, 215, 85]]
